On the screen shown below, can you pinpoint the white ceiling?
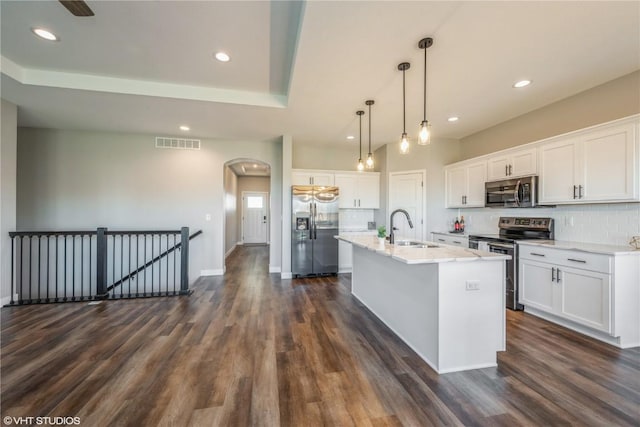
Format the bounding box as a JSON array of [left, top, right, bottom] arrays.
[[1, 1, 639, 152]]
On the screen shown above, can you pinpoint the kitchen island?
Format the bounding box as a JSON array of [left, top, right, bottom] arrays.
[[337, 234, 510, 374]]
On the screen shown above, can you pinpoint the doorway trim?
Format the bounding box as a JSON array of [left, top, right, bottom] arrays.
[[241, 191, 270, 244], [387, 169, 427, 241]]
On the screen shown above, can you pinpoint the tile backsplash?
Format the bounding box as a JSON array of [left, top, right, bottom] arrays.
[[340, 209, 375, 231], [448, 203, 640, 247]]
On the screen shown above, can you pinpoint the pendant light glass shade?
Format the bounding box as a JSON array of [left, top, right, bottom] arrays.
[[356, 110, 365, 171], [365, 100, 375, 169], [398, 62, 410, 154], [400, 132, 410, 154], [419, 120, 431, 145], [418, 37, 433, 146]]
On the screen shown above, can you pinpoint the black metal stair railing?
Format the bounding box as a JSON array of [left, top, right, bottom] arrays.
[[6, 227, 201, 305]]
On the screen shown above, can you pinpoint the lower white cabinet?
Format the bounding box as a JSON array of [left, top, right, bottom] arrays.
[[518, 243, 638, 348], [431, 232, 469, 248]]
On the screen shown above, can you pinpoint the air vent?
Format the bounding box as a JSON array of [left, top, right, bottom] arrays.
[[155, 137, 201, 150]]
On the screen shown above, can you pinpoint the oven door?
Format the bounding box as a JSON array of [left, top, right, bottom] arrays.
[[488, 242, 521, 310]]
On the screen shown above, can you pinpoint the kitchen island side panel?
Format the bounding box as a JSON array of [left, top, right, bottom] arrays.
[[437, 261, 506, 373], [352, 245, 441, 371]]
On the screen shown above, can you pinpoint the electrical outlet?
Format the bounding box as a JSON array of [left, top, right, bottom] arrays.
[[465, 280, 480, 291], [205, 213, 211, 221]]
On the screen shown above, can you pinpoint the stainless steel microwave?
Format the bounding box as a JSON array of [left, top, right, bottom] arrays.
[[485, 176, 538, 208]]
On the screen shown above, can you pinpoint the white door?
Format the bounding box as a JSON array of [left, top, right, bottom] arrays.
[[388, 171, 424, 241], [242, 192, 269, 244]]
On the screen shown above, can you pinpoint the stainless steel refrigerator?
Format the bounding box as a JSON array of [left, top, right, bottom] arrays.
[[291, 185, 339, 277]]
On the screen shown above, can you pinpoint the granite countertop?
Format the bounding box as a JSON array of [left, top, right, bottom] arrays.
[[336, 234, 510, 265], [519, 240, 640, 256]]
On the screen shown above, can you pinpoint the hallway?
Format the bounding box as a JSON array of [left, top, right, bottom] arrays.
[[1, 245, 638, 426]]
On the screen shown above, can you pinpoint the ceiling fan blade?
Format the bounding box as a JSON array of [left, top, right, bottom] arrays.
[[59, 0, 94, 17]]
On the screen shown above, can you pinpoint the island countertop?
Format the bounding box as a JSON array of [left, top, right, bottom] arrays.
[[336, 234, 510, 264]]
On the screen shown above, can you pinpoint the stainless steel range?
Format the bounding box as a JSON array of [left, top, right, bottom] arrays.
[[469, 217, 554, 310]]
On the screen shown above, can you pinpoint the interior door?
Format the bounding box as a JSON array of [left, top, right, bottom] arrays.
[[388, 172, 424, 241], [243, 192, 269, 244]]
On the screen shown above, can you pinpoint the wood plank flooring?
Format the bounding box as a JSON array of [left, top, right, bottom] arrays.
[[2, 245, 639, 426]]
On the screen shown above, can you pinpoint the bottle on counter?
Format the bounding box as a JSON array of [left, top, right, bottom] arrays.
[[454, 217, 460, 231], [460, 216, 465, 232]]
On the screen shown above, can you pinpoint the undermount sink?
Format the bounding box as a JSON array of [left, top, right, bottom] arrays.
[[394, 240, 439, 248]]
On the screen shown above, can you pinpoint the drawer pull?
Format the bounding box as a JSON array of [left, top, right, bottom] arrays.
[[530, 252, 546, 257], [438, 239, 445, 242], [453, 241, 461, 244], [567, 258, 587, 263]]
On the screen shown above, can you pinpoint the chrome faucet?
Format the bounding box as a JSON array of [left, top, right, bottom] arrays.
[[389, 209, 414, 244]]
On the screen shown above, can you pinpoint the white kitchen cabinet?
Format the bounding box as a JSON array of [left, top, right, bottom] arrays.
[[292, 170, 334, 186], [431, 232, 468, 248], [539, 119, 639, 204], [487, 147, 537, 181], [334, 173, 380, 209], [445, 160, 486, 208], [518, 243, 639, 348]]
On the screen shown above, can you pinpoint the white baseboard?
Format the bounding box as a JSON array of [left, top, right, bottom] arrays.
[[225, 244, 237, 258], [269, 266, 281, 274], [281, 272, 293, 279], [1, 294, 18, 307], [200, 269, 224, 276]]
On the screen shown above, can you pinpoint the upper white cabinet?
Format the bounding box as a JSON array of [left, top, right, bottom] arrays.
[[445, 160, 486, 208], [486, 147, 537, 181], [334, 173, 380, 209], [292, 170, 334, 186], [539, 119, 639, 204]]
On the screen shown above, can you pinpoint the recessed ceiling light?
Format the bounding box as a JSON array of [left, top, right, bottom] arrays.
[[346, 135, 355, 140], [513, 80, 532, 88], [447, 117, 459, 122], [215, 52, 230, 62], [32, 28, 58, 41], [253, 164, 258, 168], [179, 125, 190, 131]]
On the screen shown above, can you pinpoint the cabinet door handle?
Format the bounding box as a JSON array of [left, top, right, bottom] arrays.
[[353, 199, 356, 207], [358, 199, 361, 207], [573, 185, 577, 199], [437, 238, 445, 242], [508, 164, 512, 176], [556, 268, 561, 282], [551, 267, 556, 282], [578, 185, 583, 199], [530, 252, 546, 257], [505, 165, 509, 176], [453, 241, 461, 244], [567, 258, 587, 263]]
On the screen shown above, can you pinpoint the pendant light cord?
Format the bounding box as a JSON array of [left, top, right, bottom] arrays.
[[359, 112, 362, 159], [368, 103, 371, 154], [423, 44, 427, 122], [402, 68, 406, 133]]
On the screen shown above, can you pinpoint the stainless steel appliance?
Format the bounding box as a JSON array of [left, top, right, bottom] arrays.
[[469, 217, 553, 310], [291, 185, 339, 277], [485, 175, 539, 208]]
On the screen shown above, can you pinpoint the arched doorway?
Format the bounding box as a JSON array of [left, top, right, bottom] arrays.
[[223, 159, 271, 270]]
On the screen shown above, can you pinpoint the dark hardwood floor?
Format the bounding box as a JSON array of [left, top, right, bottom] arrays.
[[2, 245, 639, 426]]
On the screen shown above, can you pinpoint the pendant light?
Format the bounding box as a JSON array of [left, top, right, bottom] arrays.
[[398, 62, 410, 154], [365, 100, 374, 169], [418, 37, 433, 145], [356, 110, 365, 171]]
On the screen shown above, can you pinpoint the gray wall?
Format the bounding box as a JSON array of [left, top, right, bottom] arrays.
[[292, 144, 362, 170], [1, 100, 18, 303], [460, 70, 640, 159], [224, 166, 238, 256], [384, 138, 461, 236], [373, 144, 388, 230], [17, 128, 283, 278]]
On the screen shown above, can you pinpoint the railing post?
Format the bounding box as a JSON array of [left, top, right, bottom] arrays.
[[180, 227, 189, 294], [96, 227, 109, 299]]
